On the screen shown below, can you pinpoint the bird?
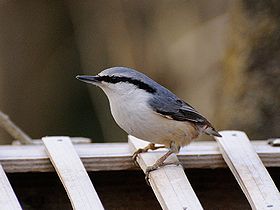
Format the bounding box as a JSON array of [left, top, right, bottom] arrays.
[[76, 67, 221, 178]]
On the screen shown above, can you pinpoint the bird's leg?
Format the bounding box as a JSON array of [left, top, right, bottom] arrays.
[[145, 141, 180, 183], [132, 143, 165, 162], [146, 150, 173, 172]]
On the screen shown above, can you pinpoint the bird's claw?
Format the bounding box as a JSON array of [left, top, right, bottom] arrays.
[[168, 161, 182, 167], [132, 148, 144, 166], [144, 161, 182, 185], [145, 165, 158, 185], [132, 151, 139, 162]]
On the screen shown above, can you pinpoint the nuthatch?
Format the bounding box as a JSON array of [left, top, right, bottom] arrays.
[[77, 67, 221, 177]]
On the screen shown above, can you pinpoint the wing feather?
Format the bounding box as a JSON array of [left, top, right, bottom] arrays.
[[150, 97, 210, 126], [147, 87, 221, 137]]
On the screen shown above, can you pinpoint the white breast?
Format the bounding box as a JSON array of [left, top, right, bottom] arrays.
[[101, 83, 198, 147]]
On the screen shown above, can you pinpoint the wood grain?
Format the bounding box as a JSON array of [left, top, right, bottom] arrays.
[[129, 136, 203, 210], [215, 131, 280, 210], [0, 164, 22, 209], [42, 136, 104, 210]]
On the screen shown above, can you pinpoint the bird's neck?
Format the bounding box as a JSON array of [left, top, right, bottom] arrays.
[[101, 87, 152, 129]]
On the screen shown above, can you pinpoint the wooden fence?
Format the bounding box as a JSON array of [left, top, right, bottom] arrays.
[[0, 130, 279, 210]]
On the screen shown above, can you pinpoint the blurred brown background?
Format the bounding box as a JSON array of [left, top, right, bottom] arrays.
[[0, 0, 279, 144]]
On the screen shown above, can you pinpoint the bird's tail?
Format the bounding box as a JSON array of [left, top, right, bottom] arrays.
[[203, 125, 222, 137]]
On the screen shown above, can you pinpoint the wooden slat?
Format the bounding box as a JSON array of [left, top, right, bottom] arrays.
[[215, 131, 280, 210], [42, 136, 104, 210], [0, 164, 22, 210], [129, 136, 203, 210], [0, 140, 279, 173], [12, 137, 92, 145]]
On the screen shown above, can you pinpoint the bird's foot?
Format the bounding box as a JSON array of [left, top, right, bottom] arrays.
[[145, 165, 158, 185], [132, 143, 165, 166], [132, 148, 144, 162], [145, 161, 182, 185]]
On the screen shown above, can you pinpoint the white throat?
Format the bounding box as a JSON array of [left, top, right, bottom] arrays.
[[100, 83, 153, 135]]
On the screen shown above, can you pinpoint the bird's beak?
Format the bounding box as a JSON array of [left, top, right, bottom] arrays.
[[76, 75, 101, 84]]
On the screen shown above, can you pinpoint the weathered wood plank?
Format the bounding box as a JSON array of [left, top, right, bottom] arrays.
[[0, 164, 22, 210], [42, 136, 104, 210], [215, 131, 280, 210], [129, 136, 203, 210], [0, 140, 279, 173]]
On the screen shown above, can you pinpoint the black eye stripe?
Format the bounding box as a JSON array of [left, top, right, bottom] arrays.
[[98, 75, 156, 93]]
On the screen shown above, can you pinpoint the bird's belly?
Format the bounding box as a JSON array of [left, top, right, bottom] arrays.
[[111, 102, 198, 147]]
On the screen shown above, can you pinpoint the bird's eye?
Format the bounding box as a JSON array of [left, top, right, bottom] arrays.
[[100, 75, 121, 84]]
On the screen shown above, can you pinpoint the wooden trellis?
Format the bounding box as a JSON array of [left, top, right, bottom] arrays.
[[0, 130, 279, 210]]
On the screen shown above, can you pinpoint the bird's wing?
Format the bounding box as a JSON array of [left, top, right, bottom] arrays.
[[148, 91, 222, 137], [150, 96, 210, 125]]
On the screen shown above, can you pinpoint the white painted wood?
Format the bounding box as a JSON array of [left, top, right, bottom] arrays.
[[12, 137, 91, 145], [42, 136, 104, 210], [0, 140, 279, 173], [215, 131, 280, 210], [129, 136, 203, 210], [0, 164, 22, 210]]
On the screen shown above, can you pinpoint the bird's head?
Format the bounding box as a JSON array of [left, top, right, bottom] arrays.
[[76, 67, 157, 97]]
